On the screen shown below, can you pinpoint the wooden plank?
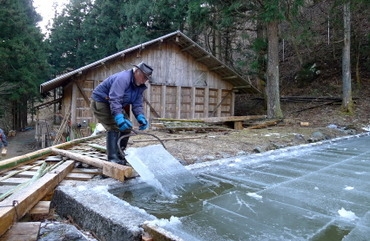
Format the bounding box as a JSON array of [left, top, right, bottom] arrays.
[[71, 168, 101, 175], [160, 85, 166, 118], [176, 86, 181, 119], [0, 162, 42, 181], [234, 121, 243, 130], [0, 177, 31, 186], [65, 172, 95, 181], [29, 201, 51, 220], [133, 136, 202, 143], [59, 180, 89, 186], [29, 201, 50, 215], [0, 186, 17, 195], [204, 87, 209, 116], [0, 161, 75, 236], [102, 163, 131, 182], [153, 115, 267, 123], [0, 134, 103, 172], [0, 222, 41, 241], [51, 148, 132, 181], [201, 115, 267, 123], [11, 171, 38, 178]]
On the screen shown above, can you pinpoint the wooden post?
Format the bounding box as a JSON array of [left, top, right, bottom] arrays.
[[204, 87, 209, 117], [176, 86, 181, 119], [160, 85, 166, 118], [191, 87, 196, 119], [70, 83, 78, 140]]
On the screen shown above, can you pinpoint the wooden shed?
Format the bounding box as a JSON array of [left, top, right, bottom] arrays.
[[38, 31, 259, 140]]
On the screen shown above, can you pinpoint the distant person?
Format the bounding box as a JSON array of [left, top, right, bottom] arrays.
[[0, 128, 8, 152], [91, 62, 152, 165]]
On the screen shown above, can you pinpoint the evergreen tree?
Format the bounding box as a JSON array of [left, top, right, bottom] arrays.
[[80, 0, 126, 63], [0, 0, 49, 130], [46, 0, 93, 75]]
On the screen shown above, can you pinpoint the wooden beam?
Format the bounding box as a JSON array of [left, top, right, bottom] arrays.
[[181, 44, 195, 52], [209, 90, 232, 117], [222, 75, 237, 80], [191, 87, 196, 119], [201, 115, 267, 123], [33, 97, 62, 110], [160, 85, 166, 118], [132, 136, 203, 143], [29, 201, 51, 220], [154, 115, 267, 123], [176, 86, 181, 119], [196, 55, 211, 61], [209, 65, 224, 71], [144, 96, 160, 118], [75, 81, 91, 107], [0, 161, 75, 236], [204, 87, 209, 117], [50, 148, 132, 181], [70, 84, 77, 140]]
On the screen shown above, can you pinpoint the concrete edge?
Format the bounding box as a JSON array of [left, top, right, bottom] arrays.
[[51, 179, 157, 241]]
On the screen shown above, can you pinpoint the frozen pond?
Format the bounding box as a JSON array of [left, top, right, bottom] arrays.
[[110, 134, 370, 241]]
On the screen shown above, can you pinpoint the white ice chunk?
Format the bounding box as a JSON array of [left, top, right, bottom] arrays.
[[247, 192, 263, 200], [338, 207, 357, 221], [344, 185, 354, 190]]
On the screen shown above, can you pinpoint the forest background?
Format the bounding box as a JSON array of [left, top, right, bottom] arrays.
[[0, 0, 369, 132]]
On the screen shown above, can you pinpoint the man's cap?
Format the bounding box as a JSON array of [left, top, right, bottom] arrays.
[[133, 62, 153, 80]]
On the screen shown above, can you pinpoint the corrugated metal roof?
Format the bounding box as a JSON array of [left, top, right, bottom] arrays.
[[40, 31, 259, 94]]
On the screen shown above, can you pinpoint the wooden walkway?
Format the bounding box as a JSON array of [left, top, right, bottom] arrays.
[[0, 134, 134, 241]]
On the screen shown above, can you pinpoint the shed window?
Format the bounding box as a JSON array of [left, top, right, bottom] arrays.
[[194, 70, 207, 86]]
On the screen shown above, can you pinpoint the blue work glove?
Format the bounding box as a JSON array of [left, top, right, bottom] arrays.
[[114, 113, 132, 131], [137, 114, 148, 130]]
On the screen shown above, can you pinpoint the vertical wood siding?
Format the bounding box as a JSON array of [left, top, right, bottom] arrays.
[[61, 41, 235, 131]]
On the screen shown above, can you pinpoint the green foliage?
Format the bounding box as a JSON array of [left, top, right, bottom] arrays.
[[0, 0, 48, 86], [46, 0, 94, 75], [0, 0, 49, 129]]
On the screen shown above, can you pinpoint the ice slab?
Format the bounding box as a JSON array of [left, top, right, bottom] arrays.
[[125, 144, 200, 195], [118, 134, 370, 240], [343, 211, 370, 241]]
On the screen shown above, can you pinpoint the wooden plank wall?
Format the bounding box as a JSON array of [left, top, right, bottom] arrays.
[[145, 85, 233, 120], [61, 40, 236, 134]]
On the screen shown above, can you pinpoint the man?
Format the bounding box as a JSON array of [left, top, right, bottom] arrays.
[[0, 128, 8, 153], [91, 62, 152, 165]]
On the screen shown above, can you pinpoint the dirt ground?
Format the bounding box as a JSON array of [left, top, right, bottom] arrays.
[[2, 79, 370, 164], [3, 97, 369, 165], [0, 128, 37, 160]]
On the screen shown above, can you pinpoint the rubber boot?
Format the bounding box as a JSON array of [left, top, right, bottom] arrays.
[[117, 131, 130, 164], [106, 131, 126, 165]]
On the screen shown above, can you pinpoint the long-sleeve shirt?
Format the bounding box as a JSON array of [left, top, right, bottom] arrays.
[[91, 69, 147, 117], [0, 128, 8, 147]]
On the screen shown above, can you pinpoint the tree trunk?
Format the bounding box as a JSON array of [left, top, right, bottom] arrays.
[[266, 21, 283, 119], [342, 2, 353, 113]]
